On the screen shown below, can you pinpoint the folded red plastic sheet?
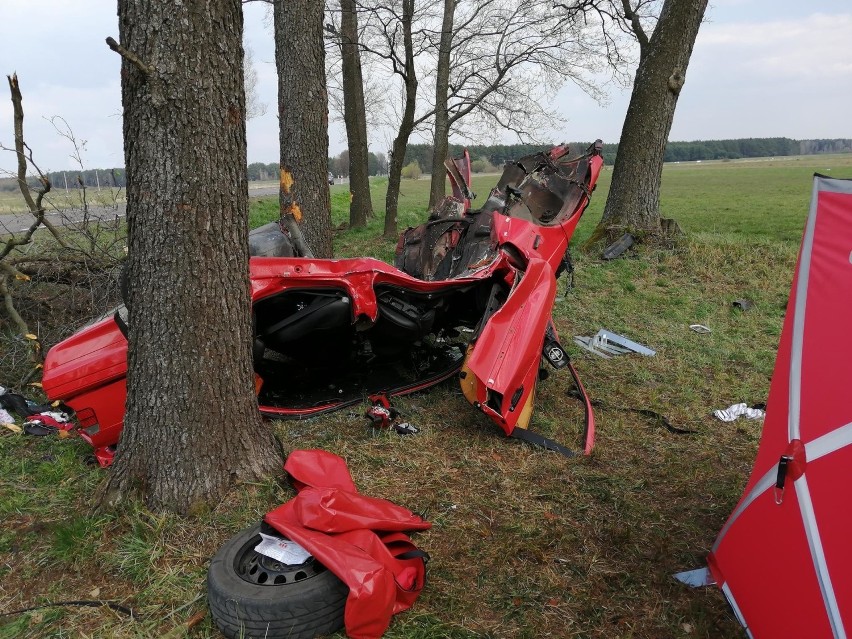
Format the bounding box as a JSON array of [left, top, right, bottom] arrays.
[[264, 450, 431, 639]]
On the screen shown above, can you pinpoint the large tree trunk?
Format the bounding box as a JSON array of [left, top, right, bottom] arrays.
[[383, 0, 417, 239], [340, 0, 373, 228], [274, 0, 333, 257], [384, 128, 411, 238], [427, 0, 455, 209], [101, 0, 281, 514], [592, 0, 708, 245]]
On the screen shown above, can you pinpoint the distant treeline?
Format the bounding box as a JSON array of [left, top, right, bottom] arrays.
[[0, 168, 127, 193], [247, 162, 280, 182], [402, 137, 852, 170], [2, 137, 849, 193], [250, 152, 388, 181]]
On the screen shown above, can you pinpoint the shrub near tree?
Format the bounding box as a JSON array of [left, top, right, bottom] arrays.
[[470, 157, 497, 173], [401, 161, 422, 180]]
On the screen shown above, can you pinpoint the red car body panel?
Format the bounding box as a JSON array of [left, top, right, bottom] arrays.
[[249, 256, 497, 324], [42, 142, 604, 465], [465, 257, 555, 434], [42, 312, 128, 464], [43, 258, 498, 457], [446, 149, 473, 213], [42, 312, 128, 399]]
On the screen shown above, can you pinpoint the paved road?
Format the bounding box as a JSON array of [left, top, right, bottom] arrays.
[[0, 185, 282, 235], [248, 186, 279, 199], [0, 203, 126, 235]]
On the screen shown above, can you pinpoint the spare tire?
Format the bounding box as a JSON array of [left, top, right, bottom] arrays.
[[207, 523, 347, 639]]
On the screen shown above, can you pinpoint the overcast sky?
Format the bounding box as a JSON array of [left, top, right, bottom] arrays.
[[1, 0, 850, 173]]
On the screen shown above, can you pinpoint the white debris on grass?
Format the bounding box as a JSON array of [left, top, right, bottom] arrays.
[[713, 403, 765, 422]]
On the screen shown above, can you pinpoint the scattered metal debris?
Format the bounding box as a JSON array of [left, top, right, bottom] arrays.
[[365, 396, 418, 435], [689, 324, 711, 334], [573, 329, 655, 358], [393, 422, 419, 435], [602, 233, 635, 260], [732, 298, 753, 311]]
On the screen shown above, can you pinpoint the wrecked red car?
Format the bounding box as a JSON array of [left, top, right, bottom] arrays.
[[42, 141, 604, 466]]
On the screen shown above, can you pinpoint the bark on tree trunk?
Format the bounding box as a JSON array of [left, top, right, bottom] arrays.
[[100, 0, 281, 515], [592, 0, 708, 245], [383, 0, 418, 239], [384, 134, 408, 238], [274, 0, 333, 258], [384, 149, 405, 239], [340, 0, 373, 228], [427, 0, 455, 210]]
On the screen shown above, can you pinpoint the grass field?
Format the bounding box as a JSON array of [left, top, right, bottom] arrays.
[[1, 153, 851, 639], [0, 187, 127, 215], [0, 180, 280, 215]]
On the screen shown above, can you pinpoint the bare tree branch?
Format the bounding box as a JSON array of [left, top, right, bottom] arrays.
[[105, 36, 164, 106], [105, 36, 154, 75], [438, 0, 605, 138], [2, 75, 126, 382], [621, 0, 648, 49], [554, 0, 659, 63], [3, 75, 69, 247], [8, 77, 39, 213], [244, 47, 268, 119]]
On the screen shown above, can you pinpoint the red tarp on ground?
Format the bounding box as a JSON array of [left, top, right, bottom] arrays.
[[708, 175, 852, 638], [265, 450, 430, 639]]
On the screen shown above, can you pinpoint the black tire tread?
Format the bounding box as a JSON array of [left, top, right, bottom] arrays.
[[207, 523, 348, 639]]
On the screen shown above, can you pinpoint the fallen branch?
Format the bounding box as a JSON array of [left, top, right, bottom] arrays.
[[1, 75, 126, 387], [0, 260, 30, 282], [0, 274, 30, 338], [14, 258, 117, 287]]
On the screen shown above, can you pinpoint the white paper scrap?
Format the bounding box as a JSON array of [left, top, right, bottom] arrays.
[[254, 533, 312, 565], [0, 408, 14, 425]]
